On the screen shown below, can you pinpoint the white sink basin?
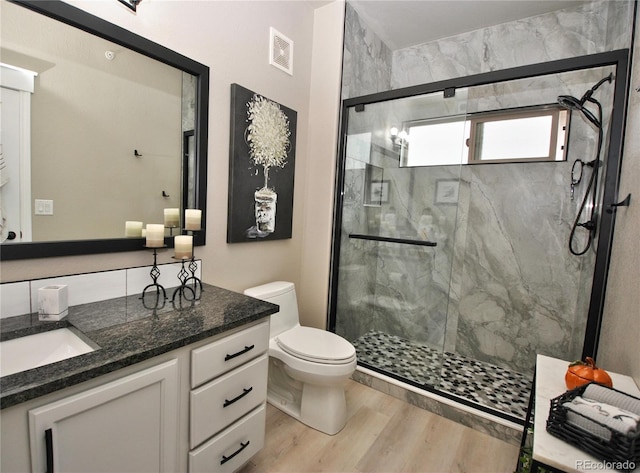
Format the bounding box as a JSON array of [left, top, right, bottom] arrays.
[[0, 328, 95, 377]]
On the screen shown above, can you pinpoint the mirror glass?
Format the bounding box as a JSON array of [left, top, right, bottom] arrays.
[[0, 0, 209, 259]]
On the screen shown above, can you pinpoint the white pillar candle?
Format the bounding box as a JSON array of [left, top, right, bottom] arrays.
[[125, 221, 143, 237], [145, 224, 165, 248], [163, 208, 180, 227], [185, 209, 202, 231], [174, 235, 193, 259]]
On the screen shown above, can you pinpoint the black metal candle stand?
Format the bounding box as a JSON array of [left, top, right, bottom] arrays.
[[141, 246, 168, 309], [188, 230, 203, 296], [171, 257, 196, 302], [185, 257, 203, 294], [171, 230, 203, 303]]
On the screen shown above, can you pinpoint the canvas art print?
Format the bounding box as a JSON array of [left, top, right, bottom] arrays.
[[227, 84, 297, 242]]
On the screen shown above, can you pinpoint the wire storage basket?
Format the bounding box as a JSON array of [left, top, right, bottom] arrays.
[[546, 383, 640, 469]]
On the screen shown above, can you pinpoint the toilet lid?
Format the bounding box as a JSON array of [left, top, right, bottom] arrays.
[[276, 326, 356, 364]]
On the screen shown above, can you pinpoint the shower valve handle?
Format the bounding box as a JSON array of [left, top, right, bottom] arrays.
[[606, 193, 631, 214]]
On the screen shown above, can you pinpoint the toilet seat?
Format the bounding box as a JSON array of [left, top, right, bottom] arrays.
[[275, 326, 356, 365]]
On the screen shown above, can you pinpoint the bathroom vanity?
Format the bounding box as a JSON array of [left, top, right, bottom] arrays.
[[0, 284, 277, 473]]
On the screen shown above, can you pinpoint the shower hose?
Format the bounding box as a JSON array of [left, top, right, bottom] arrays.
[[568, 96, 604, 256]]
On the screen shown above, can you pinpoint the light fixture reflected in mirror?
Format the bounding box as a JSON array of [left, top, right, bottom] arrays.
[[389, 126, 409, 148], [118, 0, 141, 12]]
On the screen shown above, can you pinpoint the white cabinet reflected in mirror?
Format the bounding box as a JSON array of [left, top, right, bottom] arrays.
[[0, 0, 209, 259]]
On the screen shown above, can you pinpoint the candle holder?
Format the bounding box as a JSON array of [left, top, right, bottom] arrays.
[[171, 231, 203, 303], [185, 257, 203, 297], [166, 225, 178, 236], [171, 257, 196, 302], [141, 246, 167, 308], [186, 230, 203, 299]]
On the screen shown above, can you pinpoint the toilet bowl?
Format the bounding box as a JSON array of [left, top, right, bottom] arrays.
[[244, 281, 356, 435]]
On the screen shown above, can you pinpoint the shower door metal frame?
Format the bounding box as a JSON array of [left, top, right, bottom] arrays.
[[329, 49, 631, 387]]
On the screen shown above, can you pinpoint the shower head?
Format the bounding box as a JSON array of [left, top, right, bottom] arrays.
[[557, 73, 613, 127], [558, 94, 601, 128]]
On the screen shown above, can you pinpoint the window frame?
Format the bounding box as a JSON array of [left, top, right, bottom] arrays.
[[399, 115, 470, 167], [467, 105, 569, 164], [401, 104, 570, 167]]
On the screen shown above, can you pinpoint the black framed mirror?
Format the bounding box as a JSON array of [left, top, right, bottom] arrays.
[[0, 0, 209, 260]]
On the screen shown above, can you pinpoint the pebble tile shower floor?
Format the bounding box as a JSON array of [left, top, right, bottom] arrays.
[[352, 330, 532, 420]]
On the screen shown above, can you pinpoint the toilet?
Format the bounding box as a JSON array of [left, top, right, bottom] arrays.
[[244, 281, 357, 435]]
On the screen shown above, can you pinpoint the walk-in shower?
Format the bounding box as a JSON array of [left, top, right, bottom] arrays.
[[329, 51, 630, 424]]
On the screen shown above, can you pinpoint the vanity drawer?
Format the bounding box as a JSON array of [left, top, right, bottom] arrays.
[[191, 320, 269, 388], [190, 354, 268, 448], [189, 404, 266, 473]]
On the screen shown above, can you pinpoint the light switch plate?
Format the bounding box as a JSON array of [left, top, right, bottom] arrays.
[[35, 199, 53, 215]]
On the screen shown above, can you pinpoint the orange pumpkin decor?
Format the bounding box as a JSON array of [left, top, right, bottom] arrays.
[[565, 357, 613, 390]]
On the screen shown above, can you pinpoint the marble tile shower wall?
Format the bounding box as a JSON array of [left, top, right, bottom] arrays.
[[343, 1, 632, 100], [390, 1, 632, 90], [0, 261, 201, 320], [342, 3, 392, 99], [451, 164, 590, 374], [339, 1, 633, 376]]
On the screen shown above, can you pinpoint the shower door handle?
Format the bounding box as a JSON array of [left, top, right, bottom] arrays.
[[349, 233, 437, 247], [606, 193, 631, 213]]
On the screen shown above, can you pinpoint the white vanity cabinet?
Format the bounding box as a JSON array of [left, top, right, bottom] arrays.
[[188, 320, 270, 472], [0, 318, 271, 473], [28, 359, 179, 473]]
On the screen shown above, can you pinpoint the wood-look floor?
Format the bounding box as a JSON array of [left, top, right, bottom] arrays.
[[238, 379, 520, 473]]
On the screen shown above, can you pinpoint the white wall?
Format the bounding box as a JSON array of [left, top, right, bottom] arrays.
[[1, 0, 345, 329], [298, 1, 345, 328], [598, 6, 640, 386]]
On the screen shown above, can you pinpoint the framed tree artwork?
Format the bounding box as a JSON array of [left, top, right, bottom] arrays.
[[227, 84, 297, 243]]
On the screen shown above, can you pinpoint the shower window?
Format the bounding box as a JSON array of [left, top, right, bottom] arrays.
[[399, 117, 469, 167], [468, 106, 569, 163], [400, 105, 569, 167]]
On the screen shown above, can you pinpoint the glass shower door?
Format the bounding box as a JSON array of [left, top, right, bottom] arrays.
[[331, 53, 628, 422], [333, 89, 468, 389]]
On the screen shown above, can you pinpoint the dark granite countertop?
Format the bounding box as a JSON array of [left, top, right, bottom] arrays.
[[0, 284, 277, 409]]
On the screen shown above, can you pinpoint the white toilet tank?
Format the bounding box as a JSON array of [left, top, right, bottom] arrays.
[[244, 281, 300, 337]]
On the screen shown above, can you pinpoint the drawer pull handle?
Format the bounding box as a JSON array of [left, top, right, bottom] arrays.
[[223, 387, 253, 407], [220, 440, 250, 465], [45, 428, 54, 473], [225, 344, 255, 361]]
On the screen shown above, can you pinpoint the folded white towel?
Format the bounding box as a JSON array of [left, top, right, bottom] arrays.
[[571, 396, 639, 429], [565, 409, 612, 441], [563, 396, 639, 439], [583, 383, 640, 417]]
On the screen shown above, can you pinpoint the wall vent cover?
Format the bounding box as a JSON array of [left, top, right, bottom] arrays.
[[270, 27, 293, 75]]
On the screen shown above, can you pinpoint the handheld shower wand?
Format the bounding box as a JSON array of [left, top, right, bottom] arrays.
[[557, 73, 612, 256]]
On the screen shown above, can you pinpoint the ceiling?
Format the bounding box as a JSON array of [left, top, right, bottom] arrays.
[[347, 0, 588, 50]]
